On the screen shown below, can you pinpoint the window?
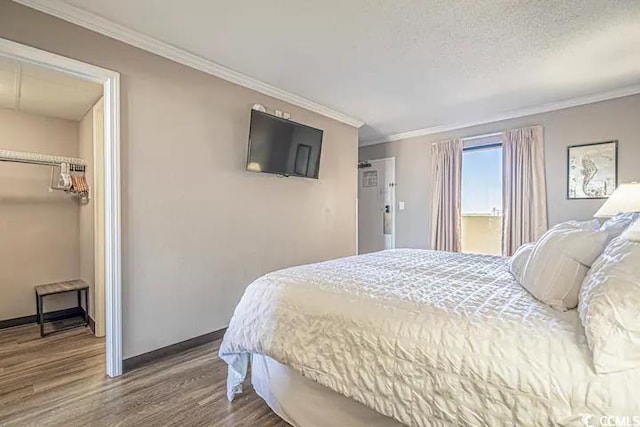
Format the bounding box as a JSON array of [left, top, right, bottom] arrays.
[[461, 143, 503, 255]]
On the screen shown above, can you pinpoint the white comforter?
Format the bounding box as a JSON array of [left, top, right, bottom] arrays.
[[219, 249, 640, 426]]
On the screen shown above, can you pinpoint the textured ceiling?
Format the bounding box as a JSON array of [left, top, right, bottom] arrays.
[[59, 0, 640, 142], [0, 55, 102, 121]]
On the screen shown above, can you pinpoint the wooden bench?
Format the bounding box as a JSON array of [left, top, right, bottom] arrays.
[[35, 280, 89, 337]]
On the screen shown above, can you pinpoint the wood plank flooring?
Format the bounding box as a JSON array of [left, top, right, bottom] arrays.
[[0, 324, 288, 426]]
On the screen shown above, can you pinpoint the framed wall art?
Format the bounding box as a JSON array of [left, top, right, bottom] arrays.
[[567, 140, 618, 200]]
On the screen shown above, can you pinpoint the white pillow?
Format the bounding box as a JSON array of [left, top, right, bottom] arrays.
[[623, 217, 640, 241], [509, 242, 535, 283], [599, 212, 640, 238], [520, 223, 610, 311], [562, 219, 601, 231], [509, 220, 598, 284], [579, 220, 640, 373]]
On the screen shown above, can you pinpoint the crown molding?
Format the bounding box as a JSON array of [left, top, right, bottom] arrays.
[[359, 84, 640, 147], [12, 0, 365, 128]]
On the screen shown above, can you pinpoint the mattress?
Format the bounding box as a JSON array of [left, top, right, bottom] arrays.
[[220, 249, 640, 426]]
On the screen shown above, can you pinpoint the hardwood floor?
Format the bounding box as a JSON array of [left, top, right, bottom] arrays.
[[0, 324, 287, 426]]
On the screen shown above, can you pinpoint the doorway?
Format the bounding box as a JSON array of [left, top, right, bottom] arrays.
[[0, 38, 122, 377], [358, 157, 396, 254]]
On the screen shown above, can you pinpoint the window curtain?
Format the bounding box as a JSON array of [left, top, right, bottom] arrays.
[[430, 139, 463, 252], [501, 125, 548, 256]]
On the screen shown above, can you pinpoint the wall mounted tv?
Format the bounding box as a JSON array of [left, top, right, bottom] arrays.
[[246, 110, 323, 179]]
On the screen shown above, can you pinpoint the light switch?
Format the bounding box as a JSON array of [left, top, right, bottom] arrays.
[[399, 201, 405, 210]]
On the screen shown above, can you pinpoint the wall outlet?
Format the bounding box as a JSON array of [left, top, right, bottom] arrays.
[[399, 201, 405, 210]]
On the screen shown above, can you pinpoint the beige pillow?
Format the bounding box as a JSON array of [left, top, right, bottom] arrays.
[[579, 220, 640, 373], [520, 223, 609, 311]]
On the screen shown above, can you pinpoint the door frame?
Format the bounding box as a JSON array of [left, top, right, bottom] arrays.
[[0, 38, 123, 377], [357, 156, 396, 252]]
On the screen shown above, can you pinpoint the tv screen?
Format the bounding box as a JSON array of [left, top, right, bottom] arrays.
[[246, 110, 323, 179]]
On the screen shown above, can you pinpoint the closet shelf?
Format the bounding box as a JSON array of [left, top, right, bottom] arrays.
[[0, 149, 86, 168], [1, 149, 89, 202]]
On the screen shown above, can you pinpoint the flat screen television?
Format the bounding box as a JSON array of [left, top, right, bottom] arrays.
[[246, 110, 323, 179]]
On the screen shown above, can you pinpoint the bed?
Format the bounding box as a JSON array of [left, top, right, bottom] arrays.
[[219, 249, 640, 426]]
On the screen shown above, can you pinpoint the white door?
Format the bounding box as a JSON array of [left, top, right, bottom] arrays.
[[358, 158, 395, 254]]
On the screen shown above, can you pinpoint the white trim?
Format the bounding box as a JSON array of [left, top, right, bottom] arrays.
[[0, 37, 123, 377], [103, 70, 122, 377], [11, 0, 364, 129], [367, 156, 397, 163], [359, 84, 640, 147], [367, 157, 396, 250], [354, 197, 359, 255]]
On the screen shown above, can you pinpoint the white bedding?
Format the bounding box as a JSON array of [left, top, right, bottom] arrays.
[[220, 249, 640, 426]]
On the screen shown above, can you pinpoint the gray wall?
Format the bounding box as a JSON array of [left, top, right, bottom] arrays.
[[0, 107, 80, 320], [0, 2, 358, 358], [359, 94, 640, 249], [78, 100, 97, 320]]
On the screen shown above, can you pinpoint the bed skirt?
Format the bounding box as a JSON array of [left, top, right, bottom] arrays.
[[251, 354, 402, 427]]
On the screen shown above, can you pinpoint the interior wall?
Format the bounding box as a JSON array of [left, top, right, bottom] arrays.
[[93, 98, 106, 337], [0, 107, 80, 320], [0, 2, 359, 358], [359, 94, 640, 249], [78, 100, 96, 320]]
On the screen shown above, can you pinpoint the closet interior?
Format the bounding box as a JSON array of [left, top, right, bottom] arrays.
[[0, 55, 105, 339]]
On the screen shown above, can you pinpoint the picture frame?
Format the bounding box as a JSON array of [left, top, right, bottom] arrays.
[[567, 141, 618, 200]]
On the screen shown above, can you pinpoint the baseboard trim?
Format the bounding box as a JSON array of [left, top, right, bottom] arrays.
[[88, 316, 95, 334], [0, 307, 86, 330], [123, 328, 227, 372]]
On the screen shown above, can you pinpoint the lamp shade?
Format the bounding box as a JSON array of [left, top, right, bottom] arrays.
[[594, 182, 640, 218]]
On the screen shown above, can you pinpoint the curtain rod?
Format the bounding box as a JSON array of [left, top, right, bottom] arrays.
[[461, 131, 502, 142]]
